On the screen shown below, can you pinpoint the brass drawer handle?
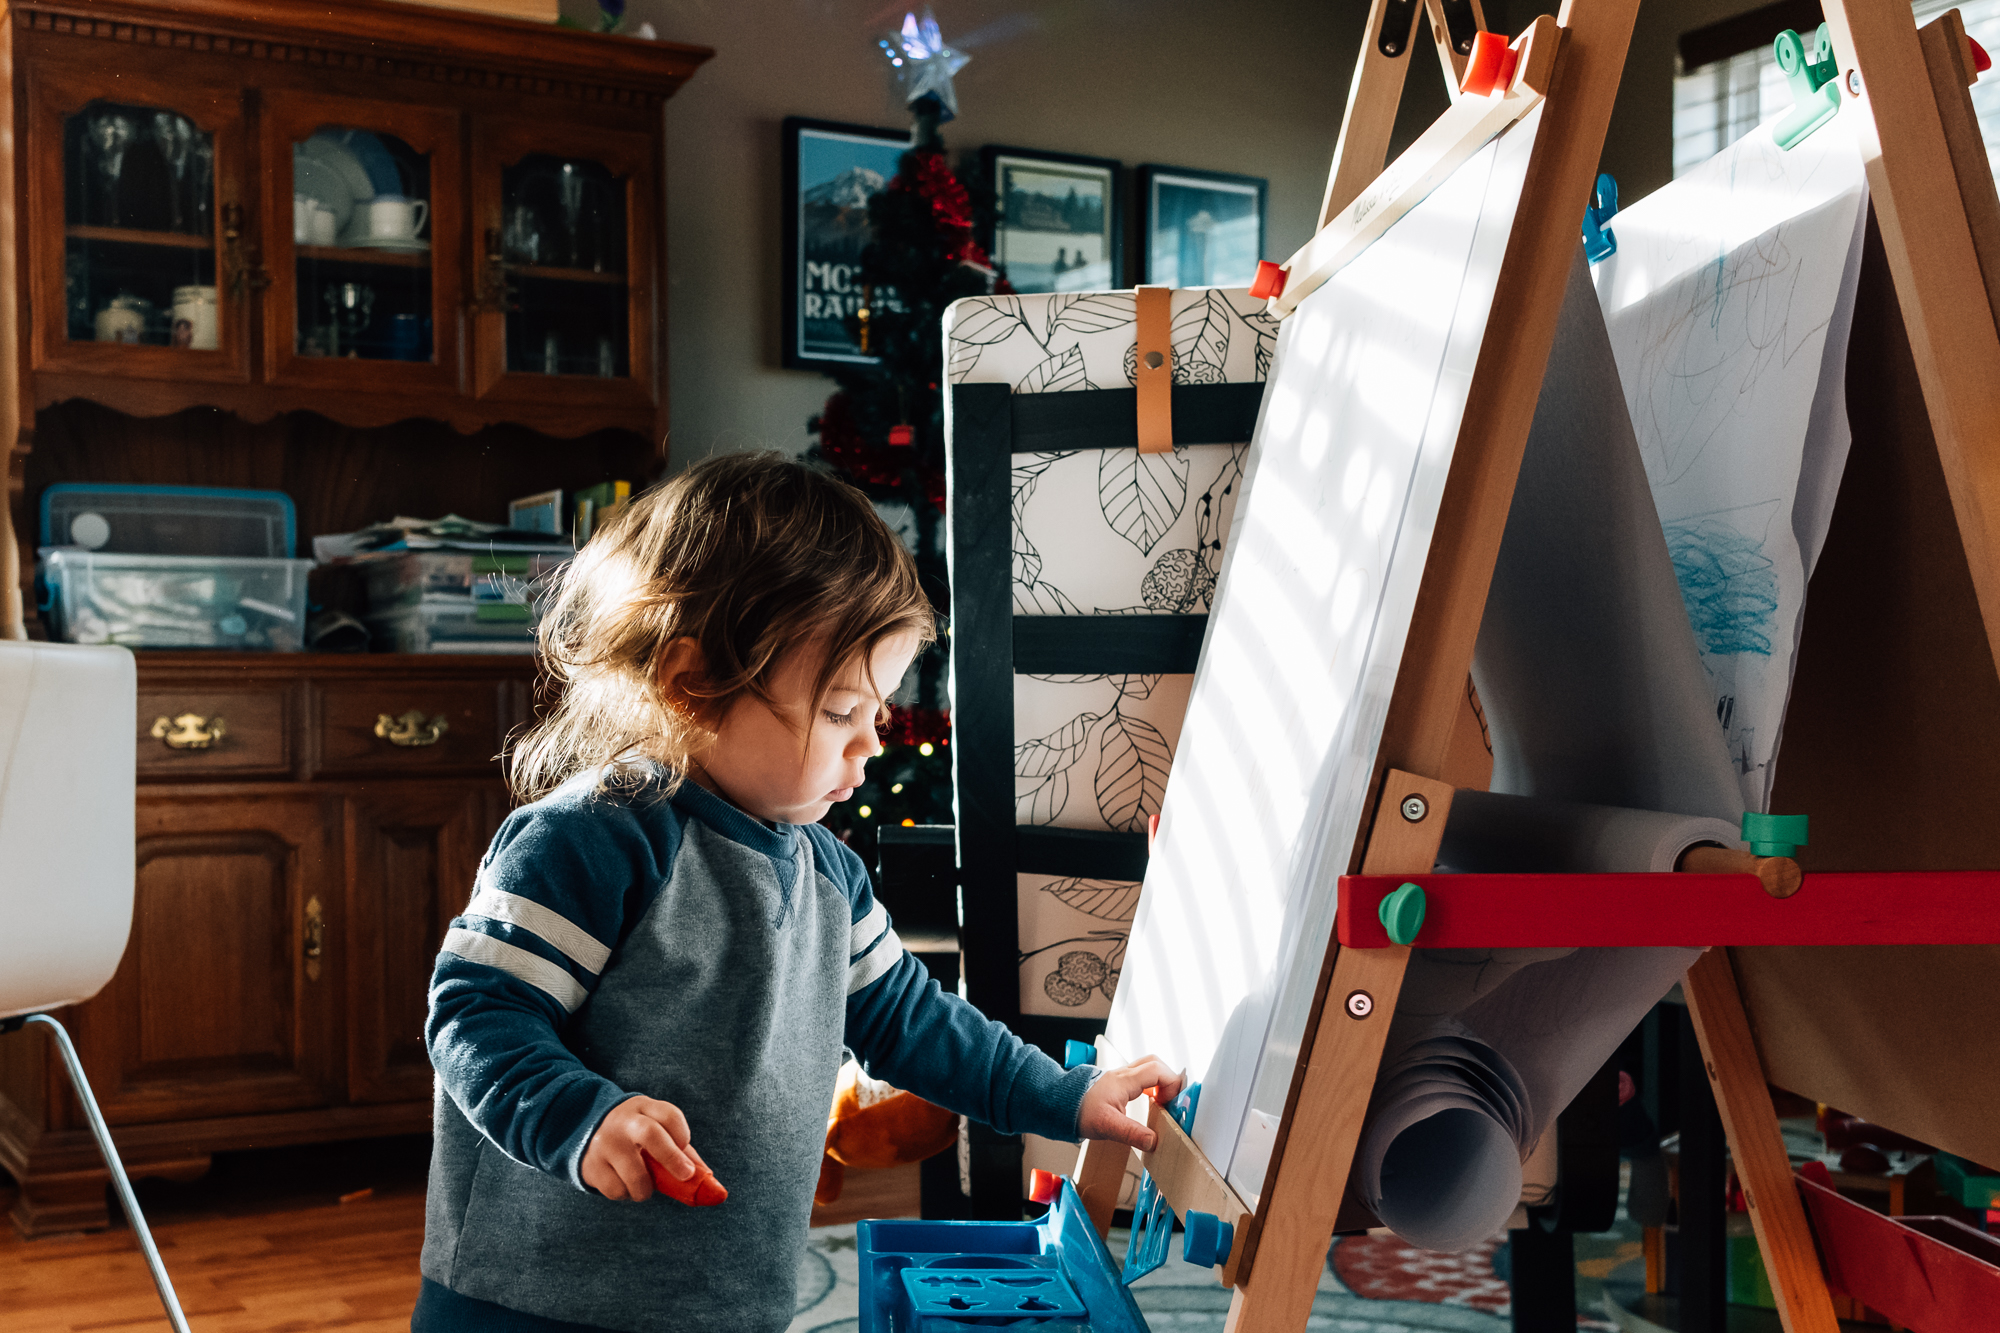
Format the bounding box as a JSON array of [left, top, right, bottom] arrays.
[[151, 713, 227, 750], [375, 710, 450, 748], [304, 895, 325, 982]]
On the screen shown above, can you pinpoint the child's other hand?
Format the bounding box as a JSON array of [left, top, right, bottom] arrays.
[[583, 1097, 707, 1202], [1076, 1057, 1185, 1153]]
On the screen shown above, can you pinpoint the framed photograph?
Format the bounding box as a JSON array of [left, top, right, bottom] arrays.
[[1138, 165, 1268, 288], [981, 146, 1121, 294], [782, 116, 910, 370]]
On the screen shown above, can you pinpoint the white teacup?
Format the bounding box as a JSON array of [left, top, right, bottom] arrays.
[[355, 195, 427, 243]]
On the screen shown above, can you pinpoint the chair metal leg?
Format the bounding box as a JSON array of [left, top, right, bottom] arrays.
[[18, 1014, 192, 1333]]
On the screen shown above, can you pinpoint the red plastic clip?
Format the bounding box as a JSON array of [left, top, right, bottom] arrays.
[[1248, 260, 1287, 301], [1972, 35, 1992, 72], [1028, 1168, 1062, 1205], [1459, 30, 1520, 98], [888, 424, 915, 447]]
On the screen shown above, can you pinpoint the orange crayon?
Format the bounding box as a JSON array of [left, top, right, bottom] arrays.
[[642, 1151, 728, 1207]]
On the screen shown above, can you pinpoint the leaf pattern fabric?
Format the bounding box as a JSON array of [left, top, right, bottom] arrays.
[[944, 286, 1274, 389], [1097, 449, 1189, 556], [942, 288, 1273, 1017]]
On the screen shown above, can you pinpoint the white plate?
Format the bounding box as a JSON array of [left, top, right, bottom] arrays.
[[292, 154, 353, 232], [300, 135, 375, 207]]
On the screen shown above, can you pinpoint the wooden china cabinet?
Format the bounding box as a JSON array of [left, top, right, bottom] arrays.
[[0, 0, 709, 1234]]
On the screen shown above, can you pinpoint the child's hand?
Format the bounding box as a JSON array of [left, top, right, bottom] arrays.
[[583, 1097, 708, 1202], [1076, 1057, 1186, 1153]]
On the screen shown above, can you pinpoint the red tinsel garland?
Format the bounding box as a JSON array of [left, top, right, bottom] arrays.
[[895, 147, 996, 271]]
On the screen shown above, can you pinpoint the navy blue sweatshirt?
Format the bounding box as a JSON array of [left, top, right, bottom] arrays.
[[419, 770, 1095, 1332]]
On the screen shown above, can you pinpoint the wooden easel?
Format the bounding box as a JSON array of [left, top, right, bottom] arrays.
[[1692, 3, 2000, 1330], [1065, 2, 2000, 1332], [1064, 0, 1643, 1329]]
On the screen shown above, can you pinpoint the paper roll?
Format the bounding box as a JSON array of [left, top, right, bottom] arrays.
[[1439, 789, 1744, 875]]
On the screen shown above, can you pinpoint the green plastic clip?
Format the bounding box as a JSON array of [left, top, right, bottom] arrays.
[[1773, 24, 1842, 150], [1379, 882, 1427, 946], [1742, 812, 1809, 858]]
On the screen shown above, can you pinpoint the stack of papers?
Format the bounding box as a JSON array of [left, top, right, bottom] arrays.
[[312, 514, 575, 563]]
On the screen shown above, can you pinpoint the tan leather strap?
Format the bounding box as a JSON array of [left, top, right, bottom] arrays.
[[1134, 285, 1174, 454]]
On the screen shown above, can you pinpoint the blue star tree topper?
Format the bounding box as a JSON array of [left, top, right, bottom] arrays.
[[879, 9, 970, 123]]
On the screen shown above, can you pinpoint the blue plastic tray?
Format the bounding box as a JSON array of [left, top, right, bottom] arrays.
[[856, 1179, 1147, 1333]]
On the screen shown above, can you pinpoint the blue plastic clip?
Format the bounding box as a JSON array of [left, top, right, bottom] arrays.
[[1581, 173, 1619, 264], [1121, 1082, 1200, 1285], [1774, 24, 1842, 150], [1063, 1039, 1097, 1070], [1182, 1209, 1235, 1268], [899, 1267, 1086, 1320]]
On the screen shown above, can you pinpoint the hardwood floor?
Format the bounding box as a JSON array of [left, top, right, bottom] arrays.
[[0, 1136, 920, 1331]]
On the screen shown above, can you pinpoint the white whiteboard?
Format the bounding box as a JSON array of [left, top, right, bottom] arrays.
[[1105, 104, 1547, 1202]]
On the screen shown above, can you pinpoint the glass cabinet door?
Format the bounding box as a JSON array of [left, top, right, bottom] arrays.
[[261, 92, 461, 393], [30, 70, 248, 382], [472, 120, 656, 415]]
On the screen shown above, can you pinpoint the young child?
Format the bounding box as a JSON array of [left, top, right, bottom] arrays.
[[415, 453, 1177, 1333]]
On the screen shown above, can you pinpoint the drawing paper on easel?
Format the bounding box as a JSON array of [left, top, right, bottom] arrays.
[[1106, 103, 1549, 1206], [1593, 118, 1869, 811]]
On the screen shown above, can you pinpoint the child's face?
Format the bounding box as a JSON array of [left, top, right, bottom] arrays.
[[696, 630, 920, 825]]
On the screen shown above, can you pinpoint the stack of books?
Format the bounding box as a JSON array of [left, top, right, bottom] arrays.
[[362, 549, 570, 654], [312, 514, 573, 654]]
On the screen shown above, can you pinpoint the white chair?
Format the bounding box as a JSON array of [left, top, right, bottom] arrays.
[[1, 638, 189, 1332]]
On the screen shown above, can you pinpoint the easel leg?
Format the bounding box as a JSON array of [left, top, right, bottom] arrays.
[[1072, 1135, 1132, 1241], [1507, 1222, 1576, 1332], [1322, 0, 1423, 225], [1678, 1006, 1728, 1332], [1222, 945, 1412, 1333], [1682, 950, 1841, 1333]]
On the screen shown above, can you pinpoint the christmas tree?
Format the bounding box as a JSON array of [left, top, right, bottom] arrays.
[[811, 11, 1003, 863]]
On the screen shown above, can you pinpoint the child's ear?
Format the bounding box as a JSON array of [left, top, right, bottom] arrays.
[[657, 638, 708, 713]]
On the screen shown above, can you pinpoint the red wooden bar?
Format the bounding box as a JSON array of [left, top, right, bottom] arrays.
[[1336, 871, 2000, 948]]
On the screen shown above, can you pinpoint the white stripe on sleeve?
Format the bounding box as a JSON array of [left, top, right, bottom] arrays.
[[849, 900, 890, 958], [466, 887, 612, 975], [847, 927, 905, 995], [443, 927, 589, 1012]]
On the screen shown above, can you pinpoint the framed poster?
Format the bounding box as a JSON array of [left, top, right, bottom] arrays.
[[781, 116, 910, 369], [981, 146, 1121, 294], [1137, 164, 1268, 288]]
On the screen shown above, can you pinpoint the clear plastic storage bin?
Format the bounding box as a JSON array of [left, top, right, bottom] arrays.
[[40, 484, 296, 558], [39, 550, 313, 651]]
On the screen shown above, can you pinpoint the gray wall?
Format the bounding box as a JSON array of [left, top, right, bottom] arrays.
[[591, 0, 1774, 471]]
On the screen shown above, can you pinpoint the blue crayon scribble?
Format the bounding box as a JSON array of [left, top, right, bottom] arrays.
[[1664, 519, 1777, 657]]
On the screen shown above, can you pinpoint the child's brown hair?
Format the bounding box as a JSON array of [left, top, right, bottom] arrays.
[[509, 452, 936, 802]]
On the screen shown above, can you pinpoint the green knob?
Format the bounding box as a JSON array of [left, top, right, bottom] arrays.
[[1742, 812, 1809, 857], [1379, 882, 1427, 946]]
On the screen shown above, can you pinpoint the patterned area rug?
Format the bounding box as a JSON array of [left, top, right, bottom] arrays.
[[787, 1218, 1645, 1333]]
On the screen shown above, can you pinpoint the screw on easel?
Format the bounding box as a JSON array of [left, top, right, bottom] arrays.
[[1400, 793, 1429, 822], [1345, 989, 1374, 1019]]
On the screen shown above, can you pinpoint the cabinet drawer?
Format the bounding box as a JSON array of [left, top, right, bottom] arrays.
[[137, 686, 293, 780], [313, 680, 509, 777]]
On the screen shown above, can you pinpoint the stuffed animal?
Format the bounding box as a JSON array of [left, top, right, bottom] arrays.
[[816, 1058, 958, 1205]]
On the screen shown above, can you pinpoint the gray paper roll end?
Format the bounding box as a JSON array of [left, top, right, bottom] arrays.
[[1373, 1108, 1524, 1254]]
